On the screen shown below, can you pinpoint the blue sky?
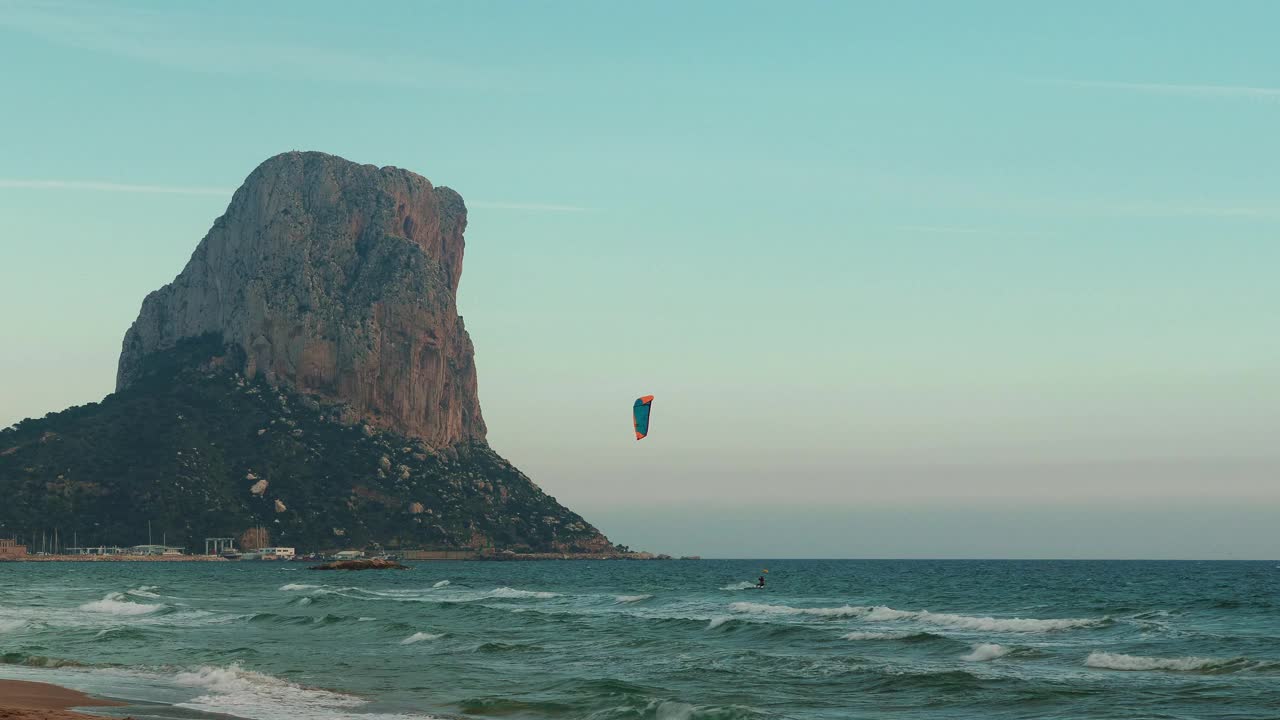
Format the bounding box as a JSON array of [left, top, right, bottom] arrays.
[[2, 1, 1278, 557]]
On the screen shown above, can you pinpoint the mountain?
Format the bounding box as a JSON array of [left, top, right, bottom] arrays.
[[118, 151, 483, 447], [0, 152, 612, 554]]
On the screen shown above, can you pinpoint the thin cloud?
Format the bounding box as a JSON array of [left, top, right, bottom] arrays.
[[1064, 80, 1280, 100], [0, 0, 508, 90], [0, 179, 233, 196]]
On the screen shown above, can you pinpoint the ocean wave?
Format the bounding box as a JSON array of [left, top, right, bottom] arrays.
[[126, 586, 163, 599], [730, 602, 864, 618], [615, 594, 653, 604], [171, 663, 433, 720], [486, 587, 560, 599], [638, 699, 763, 720], [841, 631, 916, 641], [475, 641, 542, 653], [962, 643, 1011, 662], [0, 653, 86, 668], [175, 664, 359, 715], [1084, 651, 1269, 673], [93, 626, 151, 641], [729, 602, 1103, 632], [433, 580, 451, 588], [721, 582, 759, 591], [707, 616, 732, 629], [400, 631, 443, 645], [280, 583, 319, 592], [79, 592, 164, 616], [1129, 609, 1180, 620], [866, 669, 986, 693], [0, 618, 27, 633]]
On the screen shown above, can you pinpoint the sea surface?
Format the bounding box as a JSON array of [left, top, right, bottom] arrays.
[[1, 560, 1277, 719]]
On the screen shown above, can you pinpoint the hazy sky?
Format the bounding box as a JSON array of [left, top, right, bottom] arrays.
[[2, 1, 1277, 558]]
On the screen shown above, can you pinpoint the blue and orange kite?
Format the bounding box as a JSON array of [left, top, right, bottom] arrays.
[[633, 395, 654, 440]]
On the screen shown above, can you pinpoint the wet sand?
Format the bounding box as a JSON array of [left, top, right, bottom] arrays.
[[0, 680, 124, 720]]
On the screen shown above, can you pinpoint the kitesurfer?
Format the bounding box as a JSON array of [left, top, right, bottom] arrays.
[[755, 575, 766, 589]]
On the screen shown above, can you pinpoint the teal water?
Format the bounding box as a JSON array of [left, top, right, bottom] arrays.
[[1, 560, 1278, 719]]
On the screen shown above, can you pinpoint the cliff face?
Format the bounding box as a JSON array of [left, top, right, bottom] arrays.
[[117, 151, 485, 448], [0, 151, 615, 553]]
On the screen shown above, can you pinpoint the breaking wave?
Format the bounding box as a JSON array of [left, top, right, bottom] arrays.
[[1084, 652, 1271, 673], [280, 583, 320, 592], [729, 602, 1103, 632], [841, 631, 915, 641], [174, 664, 360, 719], [79, 592, 164, 616], [400, 631, 443, 645], [962, 643, 1011, 662], [433, 580, 451, 588], [730, 602, 863, 618], [0, 618, 27, 633], [707, 616, 732, 629], [615, 594, 653, 604], [487, 587, 560, 600]]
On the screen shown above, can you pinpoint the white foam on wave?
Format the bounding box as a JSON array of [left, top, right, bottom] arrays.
[[79, 592, 163, 616], [841, 631, 913, 640], [296, 596, 314, 606], [1084, 651, 1250, 672], [720, 582, 757, 591], [280, 583, 319, 592], [0, 618, 27, 632], [487, 587, 560, 599], [730, 602, 864, 618], [400, 631, 444, 645], [962, 643, 1012, 662], [615, 594, 652, 604], [707, 616, 732, 629], [126, 586, 162, 599], [650, 700, 699, 720], [432, 580, 451, 588], [172, 663, 433, 720], [729, 602, 1102, 632]]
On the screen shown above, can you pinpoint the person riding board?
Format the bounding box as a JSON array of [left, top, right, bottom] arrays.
[[755, 575, 766, 589]]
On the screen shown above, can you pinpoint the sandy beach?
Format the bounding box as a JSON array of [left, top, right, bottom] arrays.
[[0, 680, 124, 720]]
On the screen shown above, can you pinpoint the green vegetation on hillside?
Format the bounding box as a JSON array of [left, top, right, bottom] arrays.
[[0, 336, 608, 553]]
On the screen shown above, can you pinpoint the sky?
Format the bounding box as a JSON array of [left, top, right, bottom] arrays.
[[1, 0, 1278, 558]]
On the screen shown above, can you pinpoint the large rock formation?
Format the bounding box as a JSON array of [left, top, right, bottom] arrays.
[[0, 152, 614, 554], [117, 151, 484, 447]]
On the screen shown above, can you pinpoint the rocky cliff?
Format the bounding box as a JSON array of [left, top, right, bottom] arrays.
[[118, 151, 484, 448], [0, 152, 613, 553]]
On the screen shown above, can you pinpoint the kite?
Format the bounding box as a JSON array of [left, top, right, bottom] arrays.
[[633, 395, 654, 440]]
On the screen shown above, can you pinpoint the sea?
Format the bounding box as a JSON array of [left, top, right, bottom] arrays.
[[1, 560, 1277, 720]]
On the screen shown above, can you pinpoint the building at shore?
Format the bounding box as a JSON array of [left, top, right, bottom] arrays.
[[127, 544, 185, 556], [0, 538, 28, 558]]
